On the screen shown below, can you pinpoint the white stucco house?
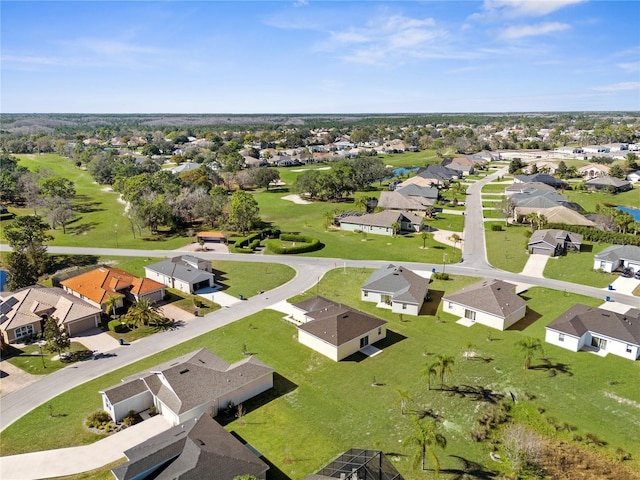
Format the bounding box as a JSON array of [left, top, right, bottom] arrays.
[[144, 255, 215, 294], [294, 296, 387, 361], [361, 264, 429, 316], [627, 171, 640, 183], [593, 245, 640, 273], [100, 348, 273, 425], [337, 210, 422, 236], [545, 305, 640, 361], [442, 279, 527, 331]]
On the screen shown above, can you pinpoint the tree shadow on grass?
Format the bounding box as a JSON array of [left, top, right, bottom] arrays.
[[443, 455, 498, 479], [66, 222, 99, 235], [530, 358, 573, 376], [507, 306, 542, 331], [446, 385, 505, 404], [49, 254, 99, 273]]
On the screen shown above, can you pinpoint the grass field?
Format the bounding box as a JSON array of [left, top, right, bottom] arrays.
[[6, 342, 91, 376], [543, 242, 620, 288], [482, 183, 508, 193], [485, 224, 531, 273], [2, 269, 637, 479], [561, 187, 640, 213]]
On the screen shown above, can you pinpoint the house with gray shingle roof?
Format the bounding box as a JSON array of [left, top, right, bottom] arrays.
[[100, 348, 273, 425], [361, 264, 429, 316], [395, 184, 440, 200], [112, 413, 268, 480], [594, 245, 640, 273], [294, 296, 387, 361], [514, 173, 567, 189], [442, 279, 527, 331], [545, 305, 640, 360], [144, 255, 214, 294], [527, 229, 583, 256], [338, 210, 422, 236], [377, 191, 434, 213], [585, 176, 632, 193], [0, 286, 102, 344]]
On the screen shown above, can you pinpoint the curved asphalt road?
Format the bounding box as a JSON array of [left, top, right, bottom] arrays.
[[1, 169, 638, 432]]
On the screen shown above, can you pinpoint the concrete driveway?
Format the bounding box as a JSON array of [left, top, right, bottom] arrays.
[[0, 361, 40, 398], [520, 253, 550, 278], [604, 275, 640, 295], [73, 327, 121, 353]]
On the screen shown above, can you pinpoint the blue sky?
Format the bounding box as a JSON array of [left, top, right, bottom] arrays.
[[2, 0, 639, 113]]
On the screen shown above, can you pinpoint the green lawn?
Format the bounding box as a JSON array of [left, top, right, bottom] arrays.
[[482, 183, 508, 193], [6, 342, 91, 375], [3, 271, 637, 479], [485, 224, 531, 273], [543, 242, 620, 288], [3, 154, 192, 249], [481, 208, 507, 218], [424, 213, 465, 232], [561, 187, 640, 213]]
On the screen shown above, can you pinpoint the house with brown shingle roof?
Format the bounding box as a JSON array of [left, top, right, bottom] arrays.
[[0, 286, 102, 344], [338, 210, 422, 236], [545, 305, 640, 361], [100, 348, 274, 425], [294, 296, 387, 361], [60, 266, 165, 311], [442, 279, 527, 331]]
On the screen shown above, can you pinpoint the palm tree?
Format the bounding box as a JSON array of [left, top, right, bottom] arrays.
[[524, 213, 537, 233], [433, 354, 455, 390], [395, 388, 412, 415], [322, 210, 335, 229], [103, 295, 120, 320], [391, 222, 401, 237], [422, 363, 437, 391], [421, 231, 430, 249], [448, 233, 461, 259], [354, 196, 368, 212], [516, 337, 543, 370], [403, 418, 447, 475], [124, 297, 164, 329]]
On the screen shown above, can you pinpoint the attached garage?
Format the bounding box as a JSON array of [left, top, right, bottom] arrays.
[[66, 314, 100, 335]]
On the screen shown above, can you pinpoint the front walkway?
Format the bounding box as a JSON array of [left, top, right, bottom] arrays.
[[0, 415, 172, 480]]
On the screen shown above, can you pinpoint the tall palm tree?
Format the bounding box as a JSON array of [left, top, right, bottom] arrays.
[[354, 196, 368, 212], [422, 363, 437, 391], [124, 297, 164, 329], [391, 222, 401, 237], [516, 337, 543, 370], [433, 354, 455, 390], [421, 231, 430, 249], [103, 295, 120, 320], [524, 213, 538, 233], [403, 418, 447, 475], [395, 388, 412, 415]]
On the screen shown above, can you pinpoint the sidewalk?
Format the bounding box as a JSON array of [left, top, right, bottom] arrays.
[[0, 415, 171, 480]]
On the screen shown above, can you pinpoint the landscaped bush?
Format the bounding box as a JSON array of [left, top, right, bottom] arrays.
[[232, 232, 262, 253], [86, 410, 112, 429], [265, 233, 322, 254], [547, 223, 640, 246], [491, 224, 503, 231], [432, 272, 450, 280], [108, 319, 129, 334]]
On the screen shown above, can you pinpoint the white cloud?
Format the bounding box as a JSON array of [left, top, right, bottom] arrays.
[[293, 0, 308, 7], [500, 21, 570, 39], [484, 0, 587, 17], [592, 82, 640, 92], [618, 62, 640, 72]]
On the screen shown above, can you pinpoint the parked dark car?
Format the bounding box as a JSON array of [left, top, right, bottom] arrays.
[[620, 267, 633, 278]]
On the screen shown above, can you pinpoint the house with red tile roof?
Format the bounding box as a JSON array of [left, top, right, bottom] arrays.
[[60, 266, 165, 310]]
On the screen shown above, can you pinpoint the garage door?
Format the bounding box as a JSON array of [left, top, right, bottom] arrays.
[[67, 316, 98, 335], [531, 247, 551, 256]]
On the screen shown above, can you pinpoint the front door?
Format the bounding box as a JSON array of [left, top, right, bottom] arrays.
[[360, 336, 369, 348]]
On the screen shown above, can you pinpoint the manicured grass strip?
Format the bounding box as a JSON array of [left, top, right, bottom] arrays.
[[4, 281, 637, 477], [560, 188, 640, 214], [6, 342, 90, 375], [424, 213, 465, 232], [485, 224, 531, 273], [482, 183, 508, 193], [482, 208, 507, 218], [543, 243, 619, 288]]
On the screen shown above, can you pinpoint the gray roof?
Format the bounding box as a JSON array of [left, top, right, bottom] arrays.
[[417, 165, 458, 182], [145, 256, 214, 285], [339, 210, 420, 229], [443, 279, 526, 319], [297, 297, 386, 347], [112, 413, 268, 480], [528, 229, 583, 249], [546, 304, 640, 345], [293, 296, 340, 314], [102, 349, 273, 415], [511, 190, 581, 211], [595, 245, 640, 263], [377, 191, 433, 211], [514, 173, 567, 188], [395, 184, 439, 199], [362, 264, 429, 305], [0, 286, 101, 331], [100, 379, 148, 405], [586, 176, 631, 187], [506, 182, 556, 193]]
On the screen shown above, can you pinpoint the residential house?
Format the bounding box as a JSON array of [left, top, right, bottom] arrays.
[[513, 173, 567, 189], [510, 189, 583, 212], [144, 255, 215, 294], [61, 267, 165, 311], [627, 170, 640, 183], [305, 448, 404, 480], [377, 191, 434, 214], [545, 305, 640, 361], [467, 150, 500, 162], [112, 413, 269, 480], [505, 182, 556, 196], [585, 176, 632, 193], [442, 279, 527, 331], [168, 162, 202, 175], [442, 157, 476, 176], [593, 245, 640, 273], [294, 296, 387, 361], [395, 184, 440, 202], [514, 205, 595, 227], [527, 229, 583, 256], [577, 163, 610, 179], [290, 296, 340, 324], [531, 161, 558, 175], [100, 348, 274, 425], [414, 165, 460, 186], [361, 264, 429, 316], [0, 286, 102, 344], [337, 210, 422, 236]]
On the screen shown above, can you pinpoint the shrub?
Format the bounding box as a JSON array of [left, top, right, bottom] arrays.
[[432, 272, 450, 280], [232, 232, 262, 253], [265, 233, 322, 254], [108, 320, 128, 334], [86, 410, 112, 428], [491, 224, 503, 231]]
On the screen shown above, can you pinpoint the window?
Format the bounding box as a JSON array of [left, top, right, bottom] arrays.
[[464, 309, 476, 321], [363, 291, 368, 297], [627, 345, 633, 353], [557, 333, 565, 342], [378, 327, 382, 335], [402, 303, 407, 310], [448, 302, 453, 309], [15, 324, 34, 339]]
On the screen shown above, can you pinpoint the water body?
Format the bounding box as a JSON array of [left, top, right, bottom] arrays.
[[393, 167, 420, 177], [617, 206, 640, 221]]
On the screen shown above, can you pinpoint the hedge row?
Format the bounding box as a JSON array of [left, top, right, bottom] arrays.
[[265, 234, 322, 254], [232, 232, 262, 253], [108, 320, 129, 334], [546, 223, 640, 246]]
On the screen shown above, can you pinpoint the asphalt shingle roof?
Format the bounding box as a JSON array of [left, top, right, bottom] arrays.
[[443, 279, 526, 318], [546, 305, 640, 345], [595, 245, 640, 263], [362, 264, 429, 305], [145, 256, 214, 285]]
